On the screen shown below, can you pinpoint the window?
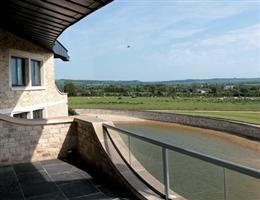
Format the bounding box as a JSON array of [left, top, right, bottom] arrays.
[[33, 109, 43, 119], [10, 52, 44, 90], [13, 112, 28, 119], [31, 60, 41, 86], [11, 57, 25, 86]]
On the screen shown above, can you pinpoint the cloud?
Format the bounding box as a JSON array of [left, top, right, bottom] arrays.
[[56, 0, 260, 80], [201, 23, 260, 48]]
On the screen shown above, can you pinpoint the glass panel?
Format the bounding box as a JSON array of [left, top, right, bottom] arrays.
[[11, 57, 25, 86], [225, 169, 260, 200], [11, 58, 17, 86], [31, 61, 35, 86], [169, 150, 225, 200], [33, 109, 43, 119], [13, 112, 28, 119], [31, 60, 41, 86], [130, 137, 164, 184], [17, 59, 23, 85], [107, 129, 130, 164]]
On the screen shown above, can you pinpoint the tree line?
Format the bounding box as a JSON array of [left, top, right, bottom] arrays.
[[57, 81, 260, 98]]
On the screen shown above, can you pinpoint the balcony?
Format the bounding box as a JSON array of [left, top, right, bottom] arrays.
[[0, 158, 131, 200]]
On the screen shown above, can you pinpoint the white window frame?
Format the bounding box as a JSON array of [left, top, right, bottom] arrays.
[[9, 49, 46, 91], [11, 106, 46, 119], [12, 111, 30, 119]]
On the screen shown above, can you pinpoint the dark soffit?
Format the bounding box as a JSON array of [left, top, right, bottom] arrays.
[[0, 0, 113, 61]]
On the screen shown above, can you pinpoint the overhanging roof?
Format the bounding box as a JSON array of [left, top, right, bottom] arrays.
[[0, 0, 113, 61]]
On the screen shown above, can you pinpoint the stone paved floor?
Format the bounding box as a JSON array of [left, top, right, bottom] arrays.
[[0, 159, 132, 200]]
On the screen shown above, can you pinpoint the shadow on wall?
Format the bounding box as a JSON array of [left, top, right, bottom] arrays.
[[0, 117, 133, 199], [0, 114, 76, 165], [0, 31, 68, 118]]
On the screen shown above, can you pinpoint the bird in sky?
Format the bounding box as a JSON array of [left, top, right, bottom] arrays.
[[127, 45, 131, 48]]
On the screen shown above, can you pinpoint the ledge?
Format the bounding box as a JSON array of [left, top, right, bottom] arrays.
[[75, 117, 186, 200], [0, 114, 74, 126], [75, 109, 260, 141]]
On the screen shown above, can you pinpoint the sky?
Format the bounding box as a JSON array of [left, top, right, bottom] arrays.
[[55, 0, 260, 81]]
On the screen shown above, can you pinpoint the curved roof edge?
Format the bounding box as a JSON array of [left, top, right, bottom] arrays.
[[0, 0, 113, 61]]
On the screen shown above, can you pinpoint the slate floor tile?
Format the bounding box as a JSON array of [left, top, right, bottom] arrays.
[[17, 170, 51, 185], [69, 192, 112, 200], [0, 173, 23, 200], [13, 162, 43, 175], [21, 181, 59, 198], [25, 191, 67, 200], [0, 166, 15, 177], [59, 180, 99, 198], [97, 186, 122, 198], [40, 159, 65, 166], [0, 176, 21, 194], [50, 171, 91, 185], [0, 191, 24, 200], [43, 163, 77, 175], [0, 159, 132, 200]]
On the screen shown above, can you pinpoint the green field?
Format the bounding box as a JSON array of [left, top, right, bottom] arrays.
[[69, 96, 260, 124]]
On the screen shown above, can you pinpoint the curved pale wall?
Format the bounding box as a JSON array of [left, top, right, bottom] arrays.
[[76, 109, 260, 140], [0, 32, 68, 118]]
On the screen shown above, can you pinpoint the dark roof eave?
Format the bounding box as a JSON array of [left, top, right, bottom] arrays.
[[0, 0, 113, 62]]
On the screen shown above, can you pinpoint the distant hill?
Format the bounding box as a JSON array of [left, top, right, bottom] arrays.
[[56, 78, 260, 87]]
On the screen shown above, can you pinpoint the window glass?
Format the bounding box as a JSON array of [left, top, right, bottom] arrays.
[[31, 60, 41, 86], [11, 57, 25, 86], [33, 109, 43, 119], [13, 112, 28, 119]]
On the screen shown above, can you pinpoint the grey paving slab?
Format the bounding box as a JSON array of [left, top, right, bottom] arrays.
[[40, 159, 65, 166], [13, 162, 43, 175], [0, 191, 24, 200], [17, 170, 51, 185], [0, 159, 133, 200], [21, 181, 59, 198], [69, 192, 112, 200], [0, 167, 23, 200], [50, 171, 91, 185], [59, 179, 99, 198], [97, 186, 124, 199], [43, 163, 77, 175], [25, 192, 67, 200], [0, 166, 14, 177]]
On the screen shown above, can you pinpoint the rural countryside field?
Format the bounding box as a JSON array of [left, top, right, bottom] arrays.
[[69, 96, 260, 125]]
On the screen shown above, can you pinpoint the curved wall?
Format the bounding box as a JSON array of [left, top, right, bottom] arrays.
[[0, 31, 68, 118], [0, 114, 76, 164], [75, 109, 260, 141]]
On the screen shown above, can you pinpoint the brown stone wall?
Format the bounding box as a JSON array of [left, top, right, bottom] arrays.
[[75, 116, 185, 200], [76, 120, 115, 179], [0, 31, 68, 118], [76, 109, 260, 141], [0, 115, 76, 165]]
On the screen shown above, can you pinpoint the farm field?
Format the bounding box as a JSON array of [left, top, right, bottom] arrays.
[[69, 96, 260, 124]]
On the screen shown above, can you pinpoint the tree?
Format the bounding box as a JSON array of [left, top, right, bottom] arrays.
[[64, 82, 77, 96], [167, 87, 176, 98], [148, 85, 156, 96]]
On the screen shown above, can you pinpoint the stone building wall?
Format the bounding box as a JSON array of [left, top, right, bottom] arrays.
[[0, 31, 68, 118], [0, 114, 76, 165]]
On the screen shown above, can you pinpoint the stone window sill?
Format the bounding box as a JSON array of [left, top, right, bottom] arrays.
[[11, 86, 46, 91]]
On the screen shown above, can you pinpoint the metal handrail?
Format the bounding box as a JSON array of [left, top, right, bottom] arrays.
[[103, 123, 260, 199]]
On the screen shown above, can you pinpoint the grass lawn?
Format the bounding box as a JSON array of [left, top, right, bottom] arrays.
[[69, 96, 260, 124]]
